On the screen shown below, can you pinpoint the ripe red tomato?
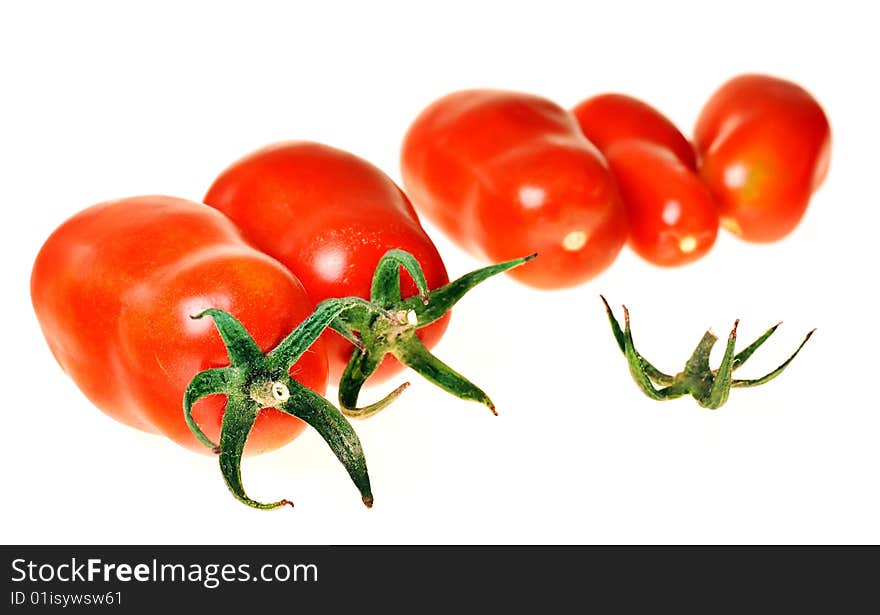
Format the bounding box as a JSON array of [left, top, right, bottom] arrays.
[[694, 74, 831, 242], [31, 196, 327, 454], [401, 89, 627, 289], [572, 93, 697, 170], [203, 141, 449, 383], [603, 141, 719, 267]]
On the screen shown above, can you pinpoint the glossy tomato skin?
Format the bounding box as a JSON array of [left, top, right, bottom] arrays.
[[203, 142, 450, 383], [694, 74, 831, 242], [604, 141, 718, 267], [401, 89, 627, 289], [572, 93, 697, 170], [31, 196, 327, 455]]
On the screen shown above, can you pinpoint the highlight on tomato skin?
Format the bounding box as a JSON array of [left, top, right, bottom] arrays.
[[203, 141, 450, 384], [572, 93, 697, 170], [603, 140, 719, 267], [693, 73, 831, 243], [401, 88, 628, 290]]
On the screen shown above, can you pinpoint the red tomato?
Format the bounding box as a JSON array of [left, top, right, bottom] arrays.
[[401, 89, 627, 289], [572, 93, 697, 170], [203, 141, 449, 383], [31, 196, 327, 455], [604, 141, 719, 266], [694, 74, 831, 242]]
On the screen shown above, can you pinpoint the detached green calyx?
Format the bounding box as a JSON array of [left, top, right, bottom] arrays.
[[601, 296, 814, 409], [329, 249, 536, 419], [183, 299, 385, 510]]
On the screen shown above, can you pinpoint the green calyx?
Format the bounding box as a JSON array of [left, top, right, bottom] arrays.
[[329, 249, 537, 419], [601, 296, 815, 410], [183, 298, 387, 510]]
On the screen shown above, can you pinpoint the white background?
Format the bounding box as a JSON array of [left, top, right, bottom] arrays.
[[2, 1, 877, 544]]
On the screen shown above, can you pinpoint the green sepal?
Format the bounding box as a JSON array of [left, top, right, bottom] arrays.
[[196, 308, 264, 366], [601, 295, 674, 385], [392, 331, 496, 413], [733, 322, 781, 370], [329, 320, 366, 351], [217, 395, 291, 510], [732, 329, 815, 388], [268, 297, 388, 371], [183, 367, 234, 451], [370, 248, 430, 307], [702, 321, 738, 410], [603, 298, 814, 410], [404, 254, 537, 328], [184, 302, 375, 510], [621, 305, 686, 401], [277, 386, 373, 507], [331, 251, 536, 417], [338, 347, 410, 420]]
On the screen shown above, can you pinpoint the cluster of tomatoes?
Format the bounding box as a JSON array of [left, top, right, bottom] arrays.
[[32, 145, 454, 458], [402, 74, 831, 288], [32, 138, 530, 507], [30, 72, 829, 508]]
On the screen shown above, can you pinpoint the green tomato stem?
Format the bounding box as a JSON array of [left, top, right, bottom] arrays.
[[604, 298, 814, 410], [183, 302, 375, 510], [330, 250, 536, 418]]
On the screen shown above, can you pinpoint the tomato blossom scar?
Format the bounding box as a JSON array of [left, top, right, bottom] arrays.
[[722, 217, 743, 235], [678, 236, 698, 253], [562, 230, 588, 251]]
